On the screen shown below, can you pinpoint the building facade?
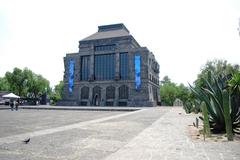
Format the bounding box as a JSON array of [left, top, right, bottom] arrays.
[[59, 23, 160, 107]]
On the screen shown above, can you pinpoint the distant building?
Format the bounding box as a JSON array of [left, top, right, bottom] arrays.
[[59, 23, 160, 106]]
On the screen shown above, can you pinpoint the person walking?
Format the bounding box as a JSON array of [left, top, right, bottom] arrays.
[[15, 99, 19, 111]]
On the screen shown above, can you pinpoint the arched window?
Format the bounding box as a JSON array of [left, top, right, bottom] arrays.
[[119, 85, 129, 99], [81, 87, 89, 99], [92, 86, 101, 106], [106, 86, 115, 99], [93, 86, 101, 99]]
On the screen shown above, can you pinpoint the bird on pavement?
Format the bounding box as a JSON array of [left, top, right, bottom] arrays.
[[23, 138, 30, 144], [193, 122, 196, 127]]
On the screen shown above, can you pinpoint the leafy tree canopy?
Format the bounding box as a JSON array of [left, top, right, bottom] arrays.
[[160, 76, 190, 106], [195, 59, 239, 87], [2, 67, 50, 99], [0, 77, 10, 91], [49, 81, 64, 105]]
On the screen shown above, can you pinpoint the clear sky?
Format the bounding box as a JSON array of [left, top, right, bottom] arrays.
[[0, 0, 240, 87]]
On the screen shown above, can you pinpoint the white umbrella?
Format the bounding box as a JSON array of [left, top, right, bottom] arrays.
[[2, 93, 20, 99]]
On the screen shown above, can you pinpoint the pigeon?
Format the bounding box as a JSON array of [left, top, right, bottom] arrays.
[[193, 122, 196, 127], [23, 138, 30, 144]]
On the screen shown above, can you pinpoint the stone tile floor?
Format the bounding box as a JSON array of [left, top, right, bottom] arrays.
[[0, 106, 239, 160]]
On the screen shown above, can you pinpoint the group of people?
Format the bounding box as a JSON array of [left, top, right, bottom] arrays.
[[10, 99, 19, 111]]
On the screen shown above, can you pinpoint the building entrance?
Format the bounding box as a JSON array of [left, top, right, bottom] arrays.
[[93, 94, 100, 106]]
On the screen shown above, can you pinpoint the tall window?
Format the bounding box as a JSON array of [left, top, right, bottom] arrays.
[[81, 56, 90, 81], [106, 86, 115, 99], [81, 86, 89, 99], [120, 53, 128, 80], [94, 54, 115, 80], [119, 85, 129, 99]]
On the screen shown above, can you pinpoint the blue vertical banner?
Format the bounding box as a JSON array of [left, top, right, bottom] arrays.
[[69, 60, 75, 93], [135, 55, 141, 90]]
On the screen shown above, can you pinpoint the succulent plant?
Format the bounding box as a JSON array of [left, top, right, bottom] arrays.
[[200, 101, 211, 137], [223, 89, 233, 140], [190, 71, 240, 135]]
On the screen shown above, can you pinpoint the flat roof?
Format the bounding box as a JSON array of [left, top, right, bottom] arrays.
[[81, 23, 130, 41]]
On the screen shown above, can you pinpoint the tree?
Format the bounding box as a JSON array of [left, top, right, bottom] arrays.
[[3, 67, 50, 100], [27, 74, 50, 99], [195, 59, 239, 87], [189, 60, 240, 135], [49, 81, 64, 105], [177, 83, 190, 103], [160, 76, 190, 106], [54, 81, 64, 98], [5, 68, 28, 96], [161, 76, 171, 84], [0, 77, 10, 91], [160, 82, 178, 106]]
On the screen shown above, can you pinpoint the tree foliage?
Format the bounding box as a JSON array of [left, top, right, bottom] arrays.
[[160, 76, 190, 106], [195, 59, 239, 87], [186, 60, 240, 136], [0, 77, 10, 91], [49, 81, 64, 105], [1, 67, 50, 99]]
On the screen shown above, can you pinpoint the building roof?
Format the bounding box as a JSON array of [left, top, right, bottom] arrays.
[[81, 23, 130, 41]]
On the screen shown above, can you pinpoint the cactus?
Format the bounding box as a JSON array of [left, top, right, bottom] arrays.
[[190, 71, 240, 137], [223, 89, 233, 141], [200, 102, 211, 137]]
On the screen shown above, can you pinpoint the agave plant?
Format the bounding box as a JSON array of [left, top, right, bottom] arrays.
[[183, 101, 193, 114], [190, 71, 240, 134], [228, 72, 240, 93], [228, 72, 240, 134]]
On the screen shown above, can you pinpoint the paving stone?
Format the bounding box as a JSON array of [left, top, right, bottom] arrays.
[[0, 107, 239, 160]]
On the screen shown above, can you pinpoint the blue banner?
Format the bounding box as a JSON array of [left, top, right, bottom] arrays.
[[69, 60, 75, 93], [135, 55, 141, 90]]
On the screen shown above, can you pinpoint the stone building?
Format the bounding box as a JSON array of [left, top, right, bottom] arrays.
[[59, 23, 160, 107]]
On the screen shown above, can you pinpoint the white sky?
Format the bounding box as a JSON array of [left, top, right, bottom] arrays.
[[0, 0, 240, 87]]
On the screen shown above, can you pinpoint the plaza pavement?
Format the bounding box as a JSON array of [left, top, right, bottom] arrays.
[[0, 106, 239, 160]]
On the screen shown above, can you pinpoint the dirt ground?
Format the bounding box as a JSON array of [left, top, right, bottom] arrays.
[[188, 124, 240, 142]]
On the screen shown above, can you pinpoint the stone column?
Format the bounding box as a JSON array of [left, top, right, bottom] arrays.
[[128, 52, 134, 80], [88, 87, 92, 106], [115, 52, 120, 80], [114, 86, 119, 106], [89, 45, 94, 81], [100, 87, 106, 106]]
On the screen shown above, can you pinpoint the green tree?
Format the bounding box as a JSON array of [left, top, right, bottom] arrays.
[[50, 81, 64, 105], [3, 67, 50, 99], [177, 83, 190, 103], [0, 77, 10, 91], [161, 76, 171, 84], [195, 59, 239, 87], [5, 68, 28, 96], [160, 76, 190, 106], [27, 73, 50, 99], [54, 81, 64, 97]]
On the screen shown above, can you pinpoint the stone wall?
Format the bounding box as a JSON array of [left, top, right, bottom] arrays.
[[60, 26, 160, 107]]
